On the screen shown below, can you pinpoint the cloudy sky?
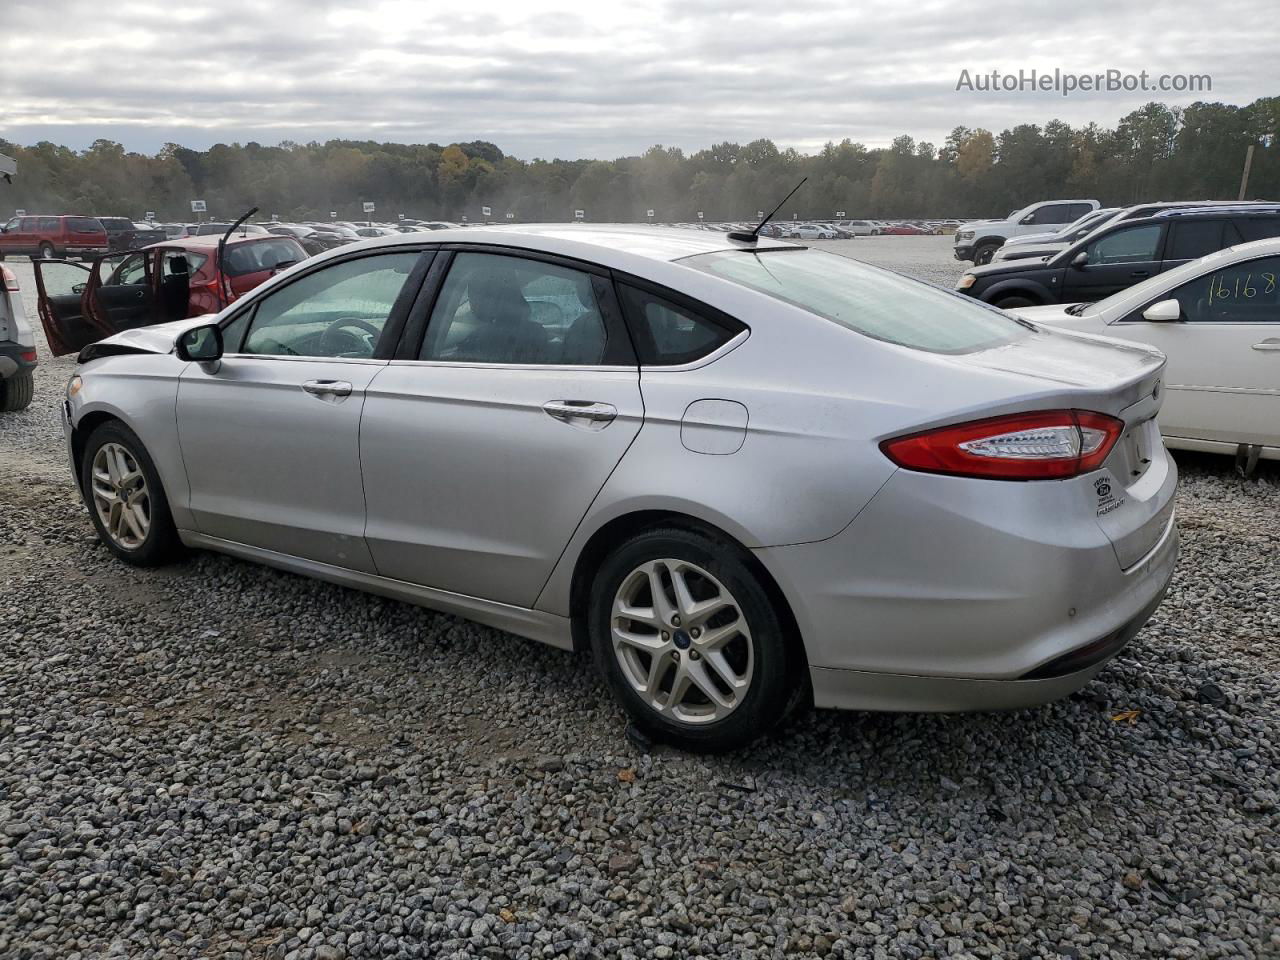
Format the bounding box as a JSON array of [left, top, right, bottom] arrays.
[[1, 0, 1273, 159]]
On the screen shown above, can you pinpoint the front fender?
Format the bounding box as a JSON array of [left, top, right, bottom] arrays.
[[69, 355, 191, 526], [978, 277, 1055, 305]]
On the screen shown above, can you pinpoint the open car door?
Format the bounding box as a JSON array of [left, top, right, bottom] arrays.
[[32, 259, 109, 356], [85, 251, 159, 334]]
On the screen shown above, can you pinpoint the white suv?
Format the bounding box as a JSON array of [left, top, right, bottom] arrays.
[[0, 264, 37, 411], [954, 200, 1100, 265]]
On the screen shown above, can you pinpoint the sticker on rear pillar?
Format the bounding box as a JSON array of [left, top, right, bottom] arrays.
[[1095, 476, 1125, 517]]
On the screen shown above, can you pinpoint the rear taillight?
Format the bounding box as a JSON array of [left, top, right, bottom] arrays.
[[20, 351, 37, 363], [2, 266, 18, 292], [881, 410, 1124, 480]]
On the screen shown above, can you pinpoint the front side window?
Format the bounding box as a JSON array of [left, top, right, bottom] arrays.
[[3, 218, 19, 232], [1084, 224, 1163, 264], [684, 248, 1027, 355], [1146, 255, 1280, 323], [420, 252, 609, 365], [238, 252, 419, 358]]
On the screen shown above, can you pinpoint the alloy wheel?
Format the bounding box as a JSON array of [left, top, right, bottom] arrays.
[[610, 558, 754, 724], [90, 442, 151, 549]]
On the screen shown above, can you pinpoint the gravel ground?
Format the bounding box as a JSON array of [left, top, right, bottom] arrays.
[[1, 239, 1277, 960]]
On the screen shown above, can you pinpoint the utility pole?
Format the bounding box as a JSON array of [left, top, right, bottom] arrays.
[[1238, 144, 1256, 201]]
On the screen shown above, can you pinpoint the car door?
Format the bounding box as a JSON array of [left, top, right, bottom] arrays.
[[176, 249, 430, 570], [85, 252, 158, 333], [359, 249, 643, 606], [1061, 223, 1166, 302], [1113, 252, 1280, 448], [0, 217, 21, 256], [31, 259, 112, 356]]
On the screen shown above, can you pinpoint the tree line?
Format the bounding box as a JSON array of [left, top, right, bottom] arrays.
[[2, 98, 1278, 225]]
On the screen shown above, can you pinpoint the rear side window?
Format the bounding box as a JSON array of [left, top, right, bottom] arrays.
[[222, 239, 304, 277], [68, 217, 102, 233], [1068, 203, 1094, 220], [1167, 220, 1225, 260], [685, 248, 1028, 355], [1234, 217, 1280, 242], [616, 284, 741, 365], [38, 217, 59, 231]]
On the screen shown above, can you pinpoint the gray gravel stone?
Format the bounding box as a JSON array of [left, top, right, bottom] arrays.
[[1, 243, 1277, 959]]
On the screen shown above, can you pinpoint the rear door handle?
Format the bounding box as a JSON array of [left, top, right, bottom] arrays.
[[543, 400, 617, 429], [1253, 339, 1280, 352], [302, 379, 353, 402], [1129, 270, 1150, 278]]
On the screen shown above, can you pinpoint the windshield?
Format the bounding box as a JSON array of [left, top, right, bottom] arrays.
[[684, 249, 1030, 354]]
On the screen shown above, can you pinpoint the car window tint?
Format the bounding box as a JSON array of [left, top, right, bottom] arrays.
[[1168, 221, 1224, 261], [20, 218, 37, 231], [616, 284, 737, 365], [3, 218, 19, 232], [222, 239, 304, 277], [38, 217, 59, 231], [114, 255, 148, 285], [241, 252, 418, 358], [420, 252, 608, 365], [1086, 225, 1162, 264], [685, 248, 1028, 355], [1033, 204, 1070, 224], [69, 217, 101, 233], [1161, 255, 1280, 323], [1234, 217, 1280, 242]]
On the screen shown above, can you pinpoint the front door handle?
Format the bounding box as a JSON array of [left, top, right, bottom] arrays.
[[302, 379, 353, 402], [543, 400, 617, 429], [1129, 270, 1150, 278], [1253, 339, 1280, 352]]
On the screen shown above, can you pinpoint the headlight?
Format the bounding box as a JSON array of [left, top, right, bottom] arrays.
[[956, 275, 976, 290], [957, 230, 974, 241], [67, 375, 83, 397]]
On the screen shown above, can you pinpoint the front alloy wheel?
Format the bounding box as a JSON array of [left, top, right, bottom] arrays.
[[611, 558, 754, 724], [90, 442, 151, 549]]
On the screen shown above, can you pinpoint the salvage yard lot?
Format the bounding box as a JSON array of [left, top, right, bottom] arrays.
[[1, 237, 1277, 959]]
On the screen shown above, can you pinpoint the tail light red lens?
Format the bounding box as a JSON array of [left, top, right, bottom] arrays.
[[881, 410, 1125, 480], [20, 350, 37, 363], [2, 266, 18, 292]]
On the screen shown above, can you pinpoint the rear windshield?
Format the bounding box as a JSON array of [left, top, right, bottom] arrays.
[[222, 238, 304, 276], [683, 248, 1030, 354]]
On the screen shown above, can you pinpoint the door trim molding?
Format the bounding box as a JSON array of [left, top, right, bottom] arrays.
[[178, 530, 574, 650]]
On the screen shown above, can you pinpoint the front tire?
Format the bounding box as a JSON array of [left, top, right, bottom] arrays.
[[37, 242, 56, 260], [972, 242, 999, 265], [80, 421, 182, 566], [0, 371, 34, 412], [994, 294, 1037, 309], [588, 526, 796, 752]]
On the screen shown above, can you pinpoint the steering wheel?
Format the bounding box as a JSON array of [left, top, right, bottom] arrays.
[[318, 317, 381, 356]]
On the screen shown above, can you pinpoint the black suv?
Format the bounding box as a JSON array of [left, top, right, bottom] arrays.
[[956, 206, 1280, 308]]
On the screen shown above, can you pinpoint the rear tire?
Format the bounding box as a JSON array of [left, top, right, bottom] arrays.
[[0, 371, 34, 412], [994, 294, 1037, 309], [37, 242, 56, 260], [80, 420, 183, 566], [587, 526, 796, 753]]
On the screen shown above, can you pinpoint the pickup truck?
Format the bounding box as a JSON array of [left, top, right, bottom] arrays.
[[98, 217, 169, 253], [953, 199, 1100, 264]]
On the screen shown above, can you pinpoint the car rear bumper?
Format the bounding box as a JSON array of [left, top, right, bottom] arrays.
[[0, 340, 38, 377], [755, 461, 1179, 712]]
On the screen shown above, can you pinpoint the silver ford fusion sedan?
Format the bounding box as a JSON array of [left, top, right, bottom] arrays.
[[57, 225, 1178, 752]]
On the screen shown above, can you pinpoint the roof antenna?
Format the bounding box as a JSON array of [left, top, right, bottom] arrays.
[[728, 177, 808, 244]]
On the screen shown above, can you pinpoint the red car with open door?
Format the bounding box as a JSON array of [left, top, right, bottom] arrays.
[[32, 233, 306, 356]]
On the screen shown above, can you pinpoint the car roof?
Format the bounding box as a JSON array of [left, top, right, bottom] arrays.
[[322, 223, 798, 265]]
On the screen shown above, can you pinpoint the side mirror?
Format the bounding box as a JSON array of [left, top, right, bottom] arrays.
[[176, 323, 223, 362], [1142, 298, 1182, 322], [1072, 251, 1090, 267]]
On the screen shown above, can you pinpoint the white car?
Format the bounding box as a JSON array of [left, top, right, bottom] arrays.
[[788, 224, 835, 240], [1013, 238, 1280, 465], [838, 220, 879, 236]]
